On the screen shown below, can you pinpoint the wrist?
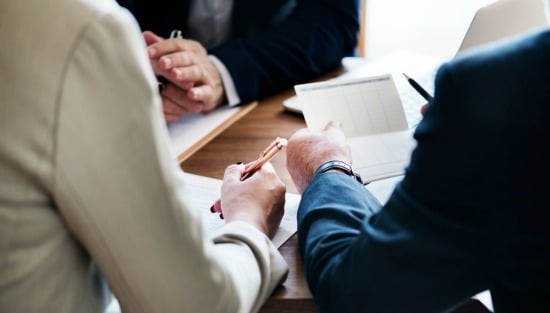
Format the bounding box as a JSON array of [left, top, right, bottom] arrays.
[[313, 160, 363, 184]]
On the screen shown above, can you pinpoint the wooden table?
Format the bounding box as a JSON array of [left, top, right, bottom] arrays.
[[182, 89, 314, 312], [181, 88, 491, 313]]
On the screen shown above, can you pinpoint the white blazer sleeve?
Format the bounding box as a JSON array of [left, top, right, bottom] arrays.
[[52, 8, 287, 313]]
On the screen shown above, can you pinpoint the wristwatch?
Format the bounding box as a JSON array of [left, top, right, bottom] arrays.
[[314, 160, 364, 184]]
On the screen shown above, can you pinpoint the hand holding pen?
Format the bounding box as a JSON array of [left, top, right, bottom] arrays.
[[211, 137, 288, 220]]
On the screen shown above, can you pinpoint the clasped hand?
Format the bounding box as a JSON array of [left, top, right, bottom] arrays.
[[144, 31, 226, 123]]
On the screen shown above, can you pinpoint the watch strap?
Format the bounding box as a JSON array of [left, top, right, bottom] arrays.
[[314, 160, 364, 184]]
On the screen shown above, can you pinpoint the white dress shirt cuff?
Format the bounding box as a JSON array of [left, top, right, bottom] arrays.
[[209, 55, 241, 106]]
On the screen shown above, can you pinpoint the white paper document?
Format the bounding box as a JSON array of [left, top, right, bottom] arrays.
[[294, 74, 417, 183], [168, 102, 256, 162], [181, 172, 300, 248]]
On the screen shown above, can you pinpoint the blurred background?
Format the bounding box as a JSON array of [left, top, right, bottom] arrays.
[[364, 0, 498, 59]]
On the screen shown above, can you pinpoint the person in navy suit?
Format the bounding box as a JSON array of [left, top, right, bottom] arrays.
[[117, 0, 360, 122], [285, 24, 550, 313]]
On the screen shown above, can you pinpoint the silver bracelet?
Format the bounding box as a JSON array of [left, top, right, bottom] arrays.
[[314, 160, 364, 184]]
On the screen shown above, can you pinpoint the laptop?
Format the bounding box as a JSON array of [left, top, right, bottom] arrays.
[[283, 0, 549, 114], [457, 0, 548, 53]]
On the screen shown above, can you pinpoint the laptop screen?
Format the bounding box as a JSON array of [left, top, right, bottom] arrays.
[[457, 0, 549, 54]]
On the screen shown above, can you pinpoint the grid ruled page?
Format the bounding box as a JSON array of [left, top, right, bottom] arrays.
[[295, 75, 408, 137], [295, 75, 415, 183]]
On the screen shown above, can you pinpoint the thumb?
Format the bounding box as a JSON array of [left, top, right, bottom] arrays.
[[324, 120, 342, 131], [224, 162, 246, 183], [323, 119, 347, 142]]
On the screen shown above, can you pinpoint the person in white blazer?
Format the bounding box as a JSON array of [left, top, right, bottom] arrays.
[[0, 0, 288, 312]]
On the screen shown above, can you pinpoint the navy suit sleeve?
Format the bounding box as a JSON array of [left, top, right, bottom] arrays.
[[298, 173, 488, 313], [298, 31, 550, 312], [209, 0, 360, 103]]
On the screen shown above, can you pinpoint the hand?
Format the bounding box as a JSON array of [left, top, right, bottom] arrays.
[[420, 102, 430, 115], [216, 162, 286, 238], [143, 31, 226, 122], [286, 120, 352, 193]]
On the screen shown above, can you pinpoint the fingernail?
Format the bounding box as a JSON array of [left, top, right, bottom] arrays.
[[147, 47, 156, 58], [210, 205, 215, 213], [219, 213, 224, 220], [161, 57, 171, 68], [190, 88, 200, 99], [236, 161, 243, 165]]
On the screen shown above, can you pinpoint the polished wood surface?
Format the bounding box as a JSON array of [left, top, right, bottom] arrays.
[[181, 87, 491, 313], [182, 88, 304, 193], [181, 89, 314, 312]]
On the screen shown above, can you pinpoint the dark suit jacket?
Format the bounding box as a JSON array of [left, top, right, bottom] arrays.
[[117, 0, 360, 103], [298, 29, 550, 313]]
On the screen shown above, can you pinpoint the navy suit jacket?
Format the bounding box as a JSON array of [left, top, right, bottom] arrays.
[[298, 29, 550, 313], [117, 0, 360, 103]]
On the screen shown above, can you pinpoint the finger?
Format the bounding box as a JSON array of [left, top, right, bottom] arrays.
[[255, 161, 276, 175], [324, 120, 342, 130], [158, 51, 195, 71], [224, 163, 246, 183], [157, 69, 194, 90], [323, 119, 346, 141], [189, 85, 225, 113], [242, 161, 278, 182], [187, 85, 208, 102], [210, 199, 222, 214], [143, 31, 163, 46], [148, 38, 205, 59], [171, 65, 203, 84], [165, 112, 184, 124], [162, 85, 205, 113], [420, 102, 429, 115], [162, 94, 188, 116]]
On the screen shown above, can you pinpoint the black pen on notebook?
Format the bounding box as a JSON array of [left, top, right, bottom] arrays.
[[403, 73, 433, 103], [158, 30, 183, 92]]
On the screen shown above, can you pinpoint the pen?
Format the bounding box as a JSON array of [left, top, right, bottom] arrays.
[[241, 137, 288, 180], [403, 73, 433, 103], [210, 137, 288, 219], [158, 30, 183, 92]]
